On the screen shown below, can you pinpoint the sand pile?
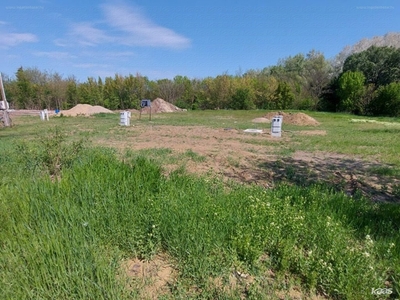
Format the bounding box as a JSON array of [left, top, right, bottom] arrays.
[[252, 117, 270, 123], [141, 98, 182, 113], [61, 104, 114, 117], [263, 112, 320, 126]]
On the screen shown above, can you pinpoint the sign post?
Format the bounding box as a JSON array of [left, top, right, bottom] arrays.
[[140, 99, 152, 121], [0, 73, 11, 127]]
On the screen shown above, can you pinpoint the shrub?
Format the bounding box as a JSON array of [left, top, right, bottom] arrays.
[[368, 82, 400, 116]]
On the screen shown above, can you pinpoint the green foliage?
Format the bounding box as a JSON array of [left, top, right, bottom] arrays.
[[343, 46, 400, 87], [1, 146, 399, 299], [368, 82, 400, 117], [5, 49, 333, 112], [6, 45, 399, 117], [14, 127, 85, 177], [229, 88, 255, 110], [337, 71, 366, 114], [273, 81, 295, 109]]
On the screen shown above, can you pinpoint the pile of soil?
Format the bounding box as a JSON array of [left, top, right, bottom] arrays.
[[61, 104, 114, 117], [141, 98, 182, 113], [263, 112, 320, 126], [252, 117, 270, 123]]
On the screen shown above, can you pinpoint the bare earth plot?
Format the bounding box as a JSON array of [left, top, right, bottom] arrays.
[[99, 123, 399, 203]]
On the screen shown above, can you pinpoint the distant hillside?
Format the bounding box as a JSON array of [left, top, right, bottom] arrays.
[[333, 32, 400, 74]]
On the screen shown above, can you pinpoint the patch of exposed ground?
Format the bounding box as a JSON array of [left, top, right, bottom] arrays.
[[121, 254, 176, 300], [100, 124, 399, 202]]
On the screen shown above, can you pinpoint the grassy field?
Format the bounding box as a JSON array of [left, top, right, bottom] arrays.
[[1, 110, 399, 299]]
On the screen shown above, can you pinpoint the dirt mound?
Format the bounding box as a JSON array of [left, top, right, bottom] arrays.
[[263, 112, 320, 126], [61, 104, 113, 117], [252, 117, 270, 123], [141, 98, 182, 113]]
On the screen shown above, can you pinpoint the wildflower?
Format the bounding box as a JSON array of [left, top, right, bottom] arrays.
[[365, 235, 374, 245], [363, 252, 370, 258]]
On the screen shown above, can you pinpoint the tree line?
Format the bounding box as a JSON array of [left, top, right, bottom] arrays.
[[2, 46, 400, 116]]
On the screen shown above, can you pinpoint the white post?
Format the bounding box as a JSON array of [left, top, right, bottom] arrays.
[[0, 73, 11, 127]]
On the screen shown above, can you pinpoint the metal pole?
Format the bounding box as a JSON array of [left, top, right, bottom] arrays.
[[149, 105, 152, 121]]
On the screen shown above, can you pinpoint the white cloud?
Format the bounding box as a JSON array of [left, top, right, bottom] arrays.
[[34, 51, 76, 59], [73, 63, 111, 69], [62, 2, 190, 49], [70, 22, 113, 46], [80, 50, 136, 58], [103, 51, 136, 58], [101, 3, 191, 49], [0, 32, 38, 47]]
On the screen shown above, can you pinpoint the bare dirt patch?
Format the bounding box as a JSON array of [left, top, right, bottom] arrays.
[[121, 254, 176, 300], [252, 117, 270, 123], [102, 124, 399, 202]]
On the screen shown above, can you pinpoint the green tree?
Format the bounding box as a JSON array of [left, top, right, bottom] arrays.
[[103, 76, 120, 110], [343, 46, 400, 87], [78, 77, 103, 106], [273, 82, 294, 110], [303, 50, 333, 109], [368, 82, 400, 116], [229, 88, 255, 110], [337, 71, 365, 114], [252, 75, 279, 109], [65, 77, 79, 109], [15, 67, 31, 108]]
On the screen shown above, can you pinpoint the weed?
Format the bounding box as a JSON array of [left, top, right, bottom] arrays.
[[184, 149, 206, 162]]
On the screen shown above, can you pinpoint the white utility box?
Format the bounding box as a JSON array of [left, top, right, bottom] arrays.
[[40, 109, 49, 121], [271, 115, 283, 137], [120, 111, 131, 126]]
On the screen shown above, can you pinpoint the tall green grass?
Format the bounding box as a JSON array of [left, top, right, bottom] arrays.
[[1, 139, 399, 299]]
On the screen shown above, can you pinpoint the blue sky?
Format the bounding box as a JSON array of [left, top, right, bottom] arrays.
[[1, 0, 399, 81]]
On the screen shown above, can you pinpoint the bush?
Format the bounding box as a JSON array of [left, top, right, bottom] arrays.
[[368, 82, 400, 116]]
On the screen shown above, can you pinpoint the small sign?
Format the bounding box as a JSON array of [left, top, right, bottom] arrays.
[[141, 99, 151, 108]]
